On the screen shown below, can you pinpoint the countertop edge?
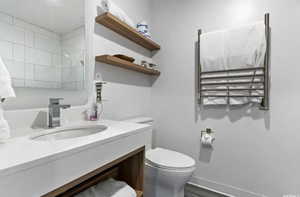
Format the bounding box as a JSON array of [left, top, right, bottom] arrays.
[[0, 122, 152, 177]]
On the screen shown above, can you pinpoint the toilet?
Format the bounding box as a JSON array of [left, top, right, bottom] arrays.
[[125, 117, 196, 197]]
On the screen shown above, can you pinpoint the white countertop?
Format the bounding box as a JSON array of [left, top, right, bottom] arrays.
[[0, 120, 151, 177]]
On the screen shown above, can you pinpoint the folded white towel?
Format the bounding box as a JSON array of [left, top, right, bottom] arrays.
[[75, 178, 136, 197], [96, 178, 136, 197], [200, 30, 228, 105], [0, 56, 16, 99], [223, 22, 266, 105], [200, 30, 226, 72], [0, 104, 10, 140], [98, 0, 135, 28], [0, 56, 15, 140], [224, 22, 266, 69], [200, 22, 266, 106], [75, 186, 107, 197], [200, 22, 266, 71]]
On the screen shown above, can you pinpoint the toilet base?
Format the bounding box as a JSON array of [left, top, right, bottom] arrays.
[[144, 163, 195, 197], [144, 181, 185, 197]]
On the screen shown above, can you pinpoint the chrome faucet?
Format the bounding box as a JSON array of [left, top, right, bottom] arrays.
[[48, 98, 71, 128]]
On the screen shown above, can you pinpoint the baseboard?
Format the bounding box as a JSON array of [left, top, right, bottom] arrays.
[[185, 176, 266, 197], [185, 183, 230, 197]]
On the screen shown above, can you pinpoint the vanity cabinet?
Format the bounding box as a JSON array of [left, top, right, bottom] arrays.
[[43, 147, 145, 197], [0, 120, 152, 197]]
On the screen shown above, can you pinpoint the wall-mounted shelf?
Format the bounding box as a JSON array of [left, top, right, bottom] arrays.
[[95, 12, 161, 51], [96, 55, 160, 76]]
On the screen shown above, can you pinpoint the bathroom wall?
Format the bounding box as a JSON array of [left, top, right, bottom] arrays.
[[150, 0, 300, 196], [86, 0, 154, 120], [3, 0, 153, 114]]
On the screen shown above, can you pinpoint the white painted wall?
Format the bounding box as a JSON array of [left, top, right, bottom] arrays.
[[150, 0, 300, 196], [86, 0, 155, 120]]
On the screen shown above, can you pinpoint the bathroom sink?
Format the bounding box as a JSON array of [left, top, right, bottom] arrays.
[[31, 125, 107, 141]]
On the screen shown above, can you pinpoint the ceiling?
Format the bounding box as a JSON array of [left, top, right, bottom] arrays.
[[0, 0, 84, 34]]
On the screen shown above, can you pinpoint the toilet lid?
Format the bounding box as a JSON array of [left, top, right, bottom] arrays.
[[146, 148, 195, 170]]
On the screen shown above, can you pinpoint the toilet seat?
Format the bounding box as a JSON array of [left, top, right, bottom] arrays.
[[146, 148, 195, 171]]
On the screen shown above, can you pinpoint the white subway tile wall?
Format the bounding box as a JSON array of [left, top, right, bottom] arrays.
[[25, 63, 34, 80], [61, 27, 85, 90], [13, 44, 25, 61], [0, 12, 13, 24], [0, 11, 85, 90], [0, 40, 13, 59]]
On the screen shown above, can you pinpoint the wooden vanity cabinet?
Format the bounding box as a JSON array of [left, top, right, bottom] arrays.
[[42, 146, 145, 197]]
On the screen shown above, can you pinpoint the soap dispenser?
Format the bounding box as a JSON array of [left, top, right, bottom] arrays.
[[88, 81, 106, 121]]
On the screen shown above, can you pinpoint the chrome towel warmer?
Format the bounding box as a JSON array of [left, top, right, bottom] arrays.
[[197, 13, 270, 110]]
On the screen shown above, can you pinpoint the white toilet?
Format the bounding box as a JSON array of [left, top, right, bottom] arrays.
[[126, 117, 196, 197]]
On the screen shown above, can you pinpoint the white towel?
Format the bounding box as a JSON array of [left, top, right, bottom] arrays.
[[224, 22, 266, 105], [200, 30, 226, 72], [0, 56, 15, 140], [200, 22, 266, 106], [0, 104, 10, 140], [200, 30, 228, 105], [75, 178, 137, 197], [0, 56, 16, 99], [224, 22, 266, 69], [98, 0, 135, 28]]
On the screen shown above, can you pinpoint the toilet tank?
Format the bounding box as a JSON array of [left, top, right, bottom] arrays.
[[125, 117, 154, 149]]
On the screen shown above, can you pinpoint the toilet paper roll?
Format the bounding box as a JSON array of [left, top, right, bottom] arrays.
[[201, 133, 214, 146]]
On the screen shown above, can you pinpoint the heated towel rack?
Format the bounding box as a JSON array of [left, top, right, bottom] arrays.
[[198, 13, 270, 110]]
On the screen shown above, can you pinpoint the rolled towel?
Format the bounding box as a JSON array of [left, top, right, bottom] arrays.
[[75, 178, 136, 197], [98, 0, 135, 28], [75, 186, 107, 197], [96, 178, 136, 197]]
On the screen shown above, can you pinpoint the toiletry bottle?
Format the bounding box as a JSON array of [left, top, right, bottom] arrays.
[[87, 81, 105, 121]]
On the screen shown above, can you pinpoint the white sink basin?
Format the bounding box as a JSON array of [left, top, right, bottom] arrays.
[[31, 125, 107, 141]]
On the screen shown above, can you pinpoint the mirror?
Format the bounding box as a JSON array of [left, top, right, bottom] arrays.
[[0, 0, 85, 90]]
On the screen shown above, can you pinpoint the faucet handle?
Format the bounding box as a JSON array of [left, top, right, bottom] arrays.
[[49, 98, 64, 105]]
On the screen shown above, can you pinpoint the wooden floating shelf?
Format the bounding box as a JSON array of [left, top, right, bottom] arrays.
[[96, 55, 160, 76], [95, 12, 161, 51]]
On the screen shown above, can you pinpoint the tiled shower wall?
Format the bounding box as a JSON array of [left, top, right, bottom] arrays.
[[61, 28, 85, 90], [0, 11, 84, 90]]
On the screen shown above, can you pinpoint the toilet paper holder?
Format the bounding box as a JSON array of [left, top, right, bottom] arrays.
[[201, 128, 214, 138], [200, 128, 215, 146]]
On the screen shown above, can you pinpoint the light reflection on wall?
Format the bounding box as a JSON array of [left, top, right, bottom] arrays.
[[231, 0, 254, 24]]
